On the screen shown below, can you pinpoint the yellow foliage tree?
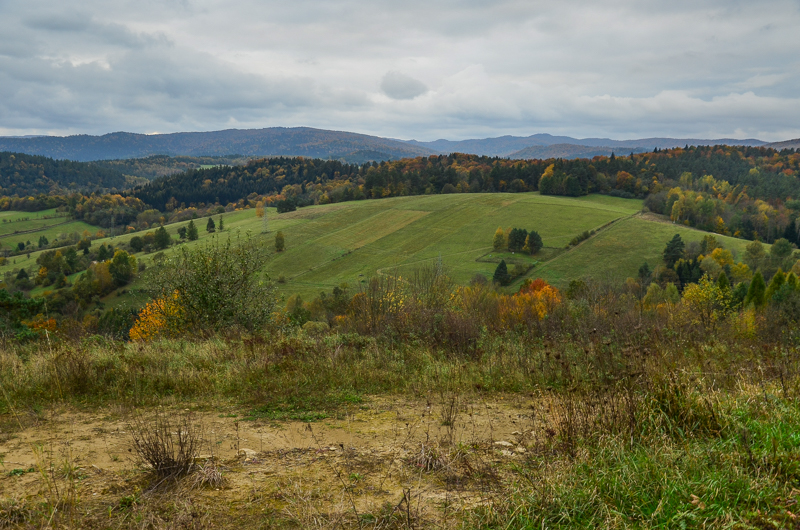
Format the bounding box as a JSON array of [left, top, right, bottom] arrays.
[[129, 291, 183, 341], [492, 227, 505, 251], [681, 275, 731, 328]]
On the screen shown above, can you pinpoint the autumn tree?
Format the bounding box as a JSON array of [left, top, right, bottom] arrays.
[[134, 233, 276, 338], [681, 275, 730, 328], [492, 227, 505, 251]]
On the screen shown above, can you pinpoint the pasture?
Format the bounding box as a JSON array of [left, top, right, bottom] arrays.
[[3, 192, 756, 303], [536, 214, 752, 286]]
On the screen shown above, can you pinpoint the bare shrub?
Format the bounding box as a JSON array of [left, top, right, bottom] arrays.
[[129, 411, 202, 484], [190, 458, 226, 489], [408, 442, 449, 473]]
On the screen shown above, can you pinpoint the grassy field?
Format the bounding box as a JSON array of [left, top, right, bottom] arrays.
[[2, 193, 645, 301], [0, 208, 99, 252], [263, 193, 641, 298], [0, 220, 97, 249], [536, 214, 752, 286], [1, 192, 763, 303]]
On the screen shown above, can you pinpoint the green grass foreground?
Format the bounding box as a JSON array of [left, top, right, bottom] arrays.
[[2, 326, 800, 528]]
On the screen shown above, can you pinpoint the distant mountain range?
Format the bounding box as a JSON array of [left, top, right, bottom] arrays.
[[408, 133, 767, 159], [0, 128, 435, 163], [0, 127, 776, 163], [764, 138, 800, 150]]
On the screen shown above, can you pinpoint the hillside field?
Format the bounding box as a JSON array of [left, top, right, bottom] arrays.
[[0, 193, 759, 304], [0, 208, 98, 252]]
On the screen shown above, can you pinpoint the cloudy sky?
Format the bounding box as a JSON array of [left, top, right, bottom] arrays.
[[1, 0, 799, 141]]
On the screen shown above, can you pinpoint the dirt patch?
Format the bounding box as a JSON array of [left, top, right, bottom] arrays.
[[0, 394, 541, 528]]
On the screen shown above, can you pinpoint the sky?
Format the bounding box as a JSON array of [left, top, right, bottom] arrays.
[[1, 0, 799, 141]]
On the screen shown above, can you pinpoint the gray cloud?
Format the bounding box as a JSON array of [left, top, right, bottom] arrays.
[[381, 71, 428, 100], [0, 0, 799, 140]]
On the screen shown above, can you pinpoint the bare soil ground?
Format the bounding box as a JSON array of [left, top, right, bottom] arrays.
[[0, 394, 541, 528]]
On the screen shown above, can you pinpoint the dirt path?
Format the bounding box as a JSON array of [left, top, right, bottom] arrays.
[[0, 395, 541, 528]]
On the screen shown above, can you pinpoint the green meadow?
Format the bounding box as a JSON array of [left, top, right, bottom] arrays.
[[536, 215, 752, 286], [2, 192, 757, 304], [0, 208, 98, 249]]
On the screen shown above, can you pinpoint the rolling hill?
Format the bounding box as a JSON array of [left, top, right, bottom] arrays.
[[1, 193, 754, 305]]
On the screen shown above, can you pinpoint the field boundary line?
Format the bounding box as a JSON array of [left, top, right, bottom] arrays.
[[0, 219, 74, 239]]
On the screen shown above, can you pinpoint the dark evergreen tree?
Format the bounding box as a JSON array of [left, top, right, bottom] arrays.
[[218, 216, 224, 231], [784, 219, 799, 245], [187, 220, 199, 241], [97, 244, 111, 261], [508, 228, 528, 252], [732, 281, 749, 308], [206, 217, 216, 233], [129, 236, 144, 252], [638, 262, 652, 285], [177, 226, 187, 240], [275, 231, 285, 252], [564, 175, 583, 196], [526, 231, 543, 255], [717, 271, 730, 291], [675, 258, 702, 288], [276, 198, 297, 213], [744, 271, 766, 307], [493, 260, 510, 285], [765, 268, 786, 301], [38, 235, 49, 248], [154, 226, 171, 250], [663, 234, 685, 268]]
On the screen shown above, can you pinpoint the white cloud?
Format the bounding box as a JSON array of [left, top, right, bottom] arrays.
[[0, 0, 799, 141]]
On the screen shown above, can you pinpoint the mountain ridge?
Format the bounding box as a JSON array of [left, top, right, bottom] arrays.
[[0, 127, 437, 163], [0, 127, 774, 162], [407, 133, 767, 157]]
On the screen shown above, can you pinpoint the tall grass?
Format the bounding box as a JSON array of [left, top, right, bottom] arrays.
[[4, 278, 800, 528]]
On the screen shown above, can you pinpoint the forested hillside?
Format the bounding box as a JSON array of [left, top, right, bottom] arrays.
[[93, 155, 252, 180], [0, 128, 436, 162], [131, 145, 800, 243], [0, 152, 127, 203]]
